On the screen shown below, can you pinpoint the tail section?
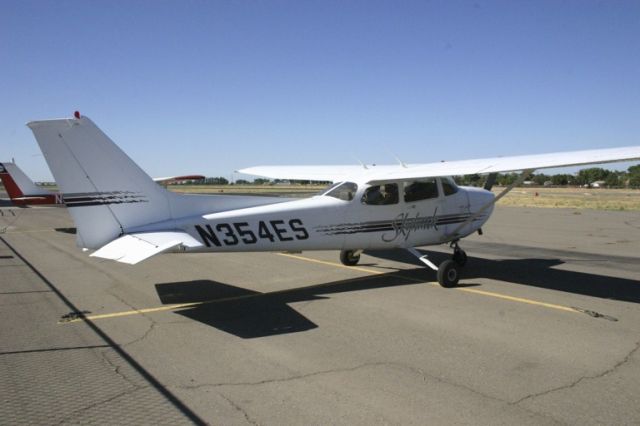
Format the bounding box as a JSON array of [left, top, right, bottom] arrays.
[[27, 116, 174, 249], [0, 161, 53, 200]]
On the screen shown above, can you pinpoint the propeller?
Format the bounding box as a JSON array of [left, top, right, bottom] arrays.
[[484, 173, 497, 191]]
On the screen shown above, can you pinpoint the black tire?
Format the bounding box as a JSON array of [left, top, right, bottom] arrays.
[[437, 259, 460, 288], [340, 250, 360, 266], [453, 249, 467, 266]]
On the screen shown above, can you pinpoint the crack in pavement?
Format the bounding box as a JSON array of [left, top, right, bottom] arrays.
[[99, 348, 145, 391], [385, 362, 564, 424], [173, 361, 560, 423], [623, 220, 640, 231], [512, 339, 640, 406], [176, 362, 391, 390], [122, 320, 158, 348], [218, 392, 260, 426]]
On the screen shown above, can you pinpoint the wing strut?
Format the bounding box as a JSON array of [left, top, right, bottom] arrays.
[[446, 169, 534, 239]]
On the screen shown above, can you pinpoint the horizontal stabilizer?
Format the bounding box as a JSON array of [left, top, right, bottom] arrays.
[[90, 232, 203, 264]]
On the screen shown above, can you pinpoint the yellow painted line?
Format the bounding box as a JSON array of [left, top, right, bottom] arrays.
[[456, 287, 578, 313], [61, 276, 379, 325], [62, 255, 391, 324], [278, 253, 579, 315], [60, 302, 202, 324], [277, 253, 386, 275], [62, 252, 579, 325]]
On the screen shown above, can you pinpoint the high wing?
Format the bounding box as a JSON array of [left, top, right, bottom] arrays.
[[239, 146, 640, 184], [237, 165, 381, 183]]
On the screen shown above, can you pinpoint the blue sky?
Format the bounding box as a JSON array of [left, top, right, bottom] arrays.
[[1, 0, 639, 181]]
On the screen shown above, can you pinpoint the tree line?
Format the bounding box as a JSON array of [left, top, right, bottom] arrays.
[[191, 177, 327, 185], [454, 165, 640, 188]]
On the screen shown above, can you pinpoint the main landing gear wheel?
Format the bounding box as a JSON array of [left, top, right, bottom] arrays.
[[340, 250, 361, 266], [437, 259, 460, 288]]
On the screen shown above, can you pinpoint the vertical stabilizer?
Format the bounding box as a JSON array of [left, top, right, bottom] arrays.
[[27, 116, 174, 248]]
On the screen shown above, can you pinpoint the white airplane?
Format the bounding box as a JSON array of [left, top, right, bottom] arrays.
[[26, 113, 640, 287], [0, 160, 204, 206]]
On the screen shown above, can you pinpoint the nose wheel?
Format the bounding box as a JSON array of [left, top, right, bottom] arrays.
[[407, 242, 468, 288], [437, 259, 460, 288]]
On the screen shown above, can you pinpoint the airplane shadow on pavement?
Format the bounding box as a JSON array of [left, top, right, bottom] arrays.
[[368, 248, 640, 304], [156, 248, 640, 338], [154, 270, 432, 339], [155, 280, 322, 339]]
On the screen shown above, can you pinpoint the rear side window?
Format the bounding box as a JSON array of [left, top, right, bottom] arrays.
[[362, 183, 399, 205], [404, 179, 438, 202]]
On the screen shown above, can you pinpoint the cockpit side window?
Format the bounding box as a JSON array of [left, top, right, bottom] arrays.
[[403, 179, 438, 202], [442, 177, 459, 196], [361, 183, 399, 205], [324, 181, 358, 201]]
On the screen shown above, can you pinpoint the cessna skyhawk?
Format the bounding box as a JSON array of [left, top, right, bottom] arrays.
[[26, 113, 640, 287]]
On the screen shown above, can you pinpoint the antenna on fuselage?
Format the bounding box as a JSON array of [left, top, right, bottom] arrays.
[[354, 158, 368, 170], [393, 154, 408, 168]]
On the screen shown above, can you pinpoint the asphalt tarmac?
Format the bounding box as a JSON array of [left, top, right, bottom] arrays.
[[1, 198, 639, 425]]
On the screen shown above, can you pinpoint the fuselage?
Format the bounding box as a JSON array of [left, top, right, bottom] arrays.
[[135, 177, 495, 254]]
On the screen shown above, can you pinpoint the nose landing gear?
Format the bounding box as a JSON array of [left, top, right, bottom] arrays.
[[451, 241, 467, 266], [407, 241, 468, 288]]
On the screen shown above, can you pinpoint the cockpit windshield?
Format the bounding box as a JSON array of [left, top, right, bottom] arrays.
[[441, 177, 459, 196], [323, 181, 358, 201]]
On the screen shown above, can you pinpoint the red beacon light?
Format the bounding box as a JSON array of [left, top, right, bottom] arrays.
[[74, 111, 81, 119]]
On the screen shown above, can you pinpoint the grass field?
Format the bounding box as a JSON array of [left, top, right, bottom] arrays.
[[168, 184, 640, 211], [491, 186, 640, 211]]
